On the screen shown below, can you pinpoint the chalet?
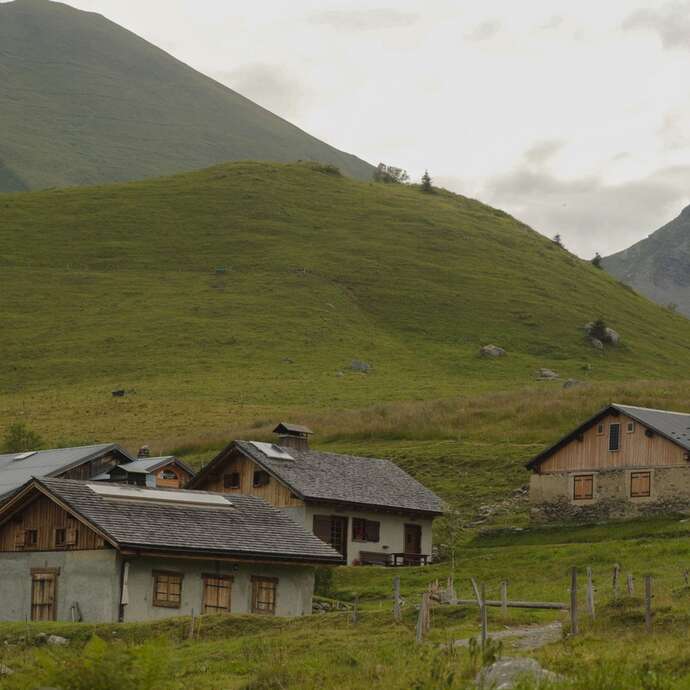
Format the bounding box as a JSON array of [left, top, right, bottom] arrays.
[[187, 424, 444, 565], [0, 477, 341, 622], [104, 456, 194, 489], [528, 403, 690, 521], [0, 443, 134, 500]]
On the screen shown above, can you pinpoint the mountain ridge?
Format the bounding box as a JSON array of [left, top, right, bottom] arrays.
[[0, 0, 374, 192]]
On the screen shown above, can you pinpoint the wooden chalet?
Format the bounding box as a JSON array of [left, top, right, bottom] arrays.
[[104, 456, 194, 489]]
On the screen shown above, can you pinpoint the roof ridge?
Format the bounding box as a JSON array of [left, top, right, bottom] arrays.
[[613, 403, 690, 416]]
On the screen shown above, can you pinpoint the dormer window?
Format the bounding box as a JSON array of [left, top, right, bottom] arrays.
[[253, 470, 270, 488]]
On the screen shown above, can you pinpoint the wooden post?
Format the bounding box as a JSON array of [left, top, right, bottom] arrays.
[[189, 609, 195, 639], [470, 577, 482, 606], [500, 581, 508, 615], [415, 593, 429, 643], [393, 577, 401, 622], [480, 583, 488, 650], [612, 564, 620, 601], [586, 567, 595, 620], [684, 569, 689, 588], [570, 567, 579, 636], [627, 573, 634, 596], [644, 576, 653, 634]]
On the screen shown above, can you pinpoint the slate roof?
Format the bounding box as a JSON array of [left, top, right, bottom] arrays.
[[18, 477, 342, 564], [0, 443, 133, 497], [232, 441, 444, 515], [109, 456, 194, 476], [528, 403, 690, 469]]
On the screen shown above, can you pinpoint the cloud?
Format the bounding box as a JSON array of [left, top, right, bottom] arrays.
[[309, 8, 419, 31], [659, 105, 690, 149], [478, 165, 690, 257], [539, 15, 564, 31], [623, 2, 690, 50], [465, 19, 502, 42], [524, 139, 564, 166], [216, 63, 310, 120]]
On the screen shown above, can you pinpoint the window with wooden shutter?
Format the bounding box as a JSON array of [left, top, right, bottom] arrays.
[[631, 471, 651, 498], [609, 423, 621, 451], [202, 575, 232, 614], [14, 527, 26, 549], [152, 571, 183, 608], [251, 576, 278, 615], [65, 527, 78, 546], [573, 474, 594, 500], [54, 528, 66, 547]]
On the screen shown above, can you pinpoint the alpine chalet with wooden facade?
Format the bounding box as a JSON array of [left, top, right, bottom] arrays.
[[528, 404, 690, 521]]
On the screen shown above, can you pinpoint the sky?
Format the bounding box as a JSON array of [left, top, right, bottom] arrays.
[[12, 0, 690, 257]]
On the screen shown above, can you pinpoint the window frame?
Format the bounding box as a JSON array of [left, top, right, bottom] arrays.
[[253, 470, 270, 488], [160, 469, 179, 480], [251, 576, 278, 615], [630, 471, 652, 498], [152, 570, 183, 609], [54, 528, 66, 548], [352, 518, 381, 543], [596, 423, 605, 436], [224, 472, 241, 489], [24, 529, 38, 548], [608, 423, 621, 452], [626, 421, 635, 434], [573, 474, 594, 501]]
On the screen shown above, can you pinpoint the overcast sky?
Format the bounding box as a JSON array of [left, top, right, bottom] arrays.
[[21, 0, 690, 256]]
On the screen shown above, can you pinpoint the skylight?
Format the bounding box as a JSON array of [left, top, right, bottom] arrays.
[[88, 483, 232, 507], [250, 442, 294, 460], [13, 451, 37, 461]]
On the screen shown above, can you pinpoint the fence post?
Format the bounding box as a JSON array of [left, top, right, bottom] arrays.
[[627, 574, 634, 596], [586, 567, 595, 620], [393, 577, 401, 622], [570, 567, 579, 636], [684, 569, 689, 588], [480, 583, 488, 651], [415, 593, 429, 643], [644, 576, 653, 634], [612, 564, 620, 601], [189, 609, 196, 640], [501, 581, 508, 615]]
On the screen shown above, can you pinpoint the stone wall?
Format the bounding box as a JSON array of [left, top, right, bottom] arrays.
[[530, 465, 690, 523]]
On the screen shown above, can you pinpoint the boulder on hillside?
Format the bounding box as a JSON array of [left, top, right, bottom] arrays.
[[350, 360, 372, 373], [563, 379, 581, 389], [477, 657, 560, 690], [584, 321, 620, 346], [537, 368, 559, 380], [589, 337, 604, 350], [604, 327, 620, 345], [480, 344, 506, 358]]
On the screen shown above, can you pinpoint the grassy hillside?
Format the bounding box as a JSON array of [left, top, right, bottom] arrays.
[[603, 205, 690, 317], [4, 160, 690, 517], [0, 0, 372, 192]]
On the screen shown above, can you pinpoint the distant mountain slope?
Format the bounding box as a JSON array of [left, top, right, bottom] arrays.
[[0, 0, 373, 192], [603, 205, 690, 316], [4, 161, 690, 450]]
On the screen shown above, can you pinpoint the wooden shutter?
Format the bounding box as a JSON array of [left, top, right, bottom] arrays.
[[14, 528, 26, 549], [31, 571, 58, 621], [152, 571, 183, 608], [631, 472, 651, 498], [251, 577, 278, 615], [65, 527, 78, 546], [573, 475, 594, 500], [202, 575, 232, 614]]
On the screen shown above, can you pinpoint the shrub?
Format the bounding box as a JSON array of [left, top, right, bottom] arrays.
[[421, 170, 433, 193], [592, 252, 603, 269], [2, 422, 44, 453], [589, 319, 609, 342]]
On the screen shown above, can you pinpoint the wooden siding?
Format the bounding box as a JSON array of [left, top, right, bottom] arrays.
[[0, 494, 108, 553], [155, 464, 193, 489], [540, 412, 687, 473], [198, 450, 303, 507], [59, 450, 126, 481]]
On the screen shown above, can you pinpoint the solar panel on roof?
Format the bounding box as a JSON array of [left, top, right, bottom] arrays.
[[88, 483, 232, 507], [250, 442, 294, 460], [13, 451, 37, 461]]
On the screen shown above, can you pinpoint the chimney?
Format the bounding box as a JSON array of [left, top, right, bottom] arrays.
[[138, 445, 151, 458], [273, 423, 313, 451]]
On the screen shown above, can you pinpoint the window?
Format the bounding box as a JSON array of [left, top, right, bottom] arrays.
[[573, 474, 594, 500], [631, 471, 651, 498], [596, 423, 604, 435], [152, 571, 183, 608], [24, 529, 38, 547], [627, 421, 635, 433], [202, 575, 232, 614], [224, 472, 241, 489], [251, 576, 277, 615], [54, 528, 66, 547], [161, 469, 178, 480], [352, 518, 381, 543], [609, 423, 621, 451], [253, 470, 270, 488]]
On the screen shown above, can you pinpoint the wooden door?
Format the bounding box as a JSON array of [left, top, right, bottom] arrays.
[[202, 575, 232, 614], [404, 524, 422, 555], [31, 571, 57, 621]]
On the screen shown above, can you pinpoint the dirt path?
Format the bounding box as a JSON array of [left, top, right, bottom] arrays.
[[454, 621, 563, 651]]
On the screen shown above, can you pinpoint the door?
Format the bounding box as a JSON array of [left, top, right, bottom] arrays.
[[202, 575, 232, 614], [313, 515, 348, 560], [404, 524, 422, 556], [31, 571, 57, 621]]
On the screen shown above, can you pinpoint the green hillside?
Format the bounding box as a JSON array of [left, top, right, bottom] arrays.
[[3, 160, 690, 464], [0, 0, 372, 192]]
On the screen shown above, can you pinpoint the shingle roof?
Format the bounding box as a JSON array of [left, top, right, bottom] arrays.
[[528, 403, 690, 469], [29, 478, 342, 564], [0, 444, 133, 496], [234, 441, 444, 515], [273, 423, 313, 436], [110, 456, 194, 476]]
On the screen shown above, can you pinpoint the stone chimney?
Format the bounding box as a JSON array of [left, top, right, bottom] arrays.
[[273, 423, 313, 451]]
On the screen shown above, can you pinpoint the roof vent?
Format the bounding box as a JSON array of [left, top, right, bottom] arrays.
[[13, 451, 37, 461], [273, 422, 313, 451]]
